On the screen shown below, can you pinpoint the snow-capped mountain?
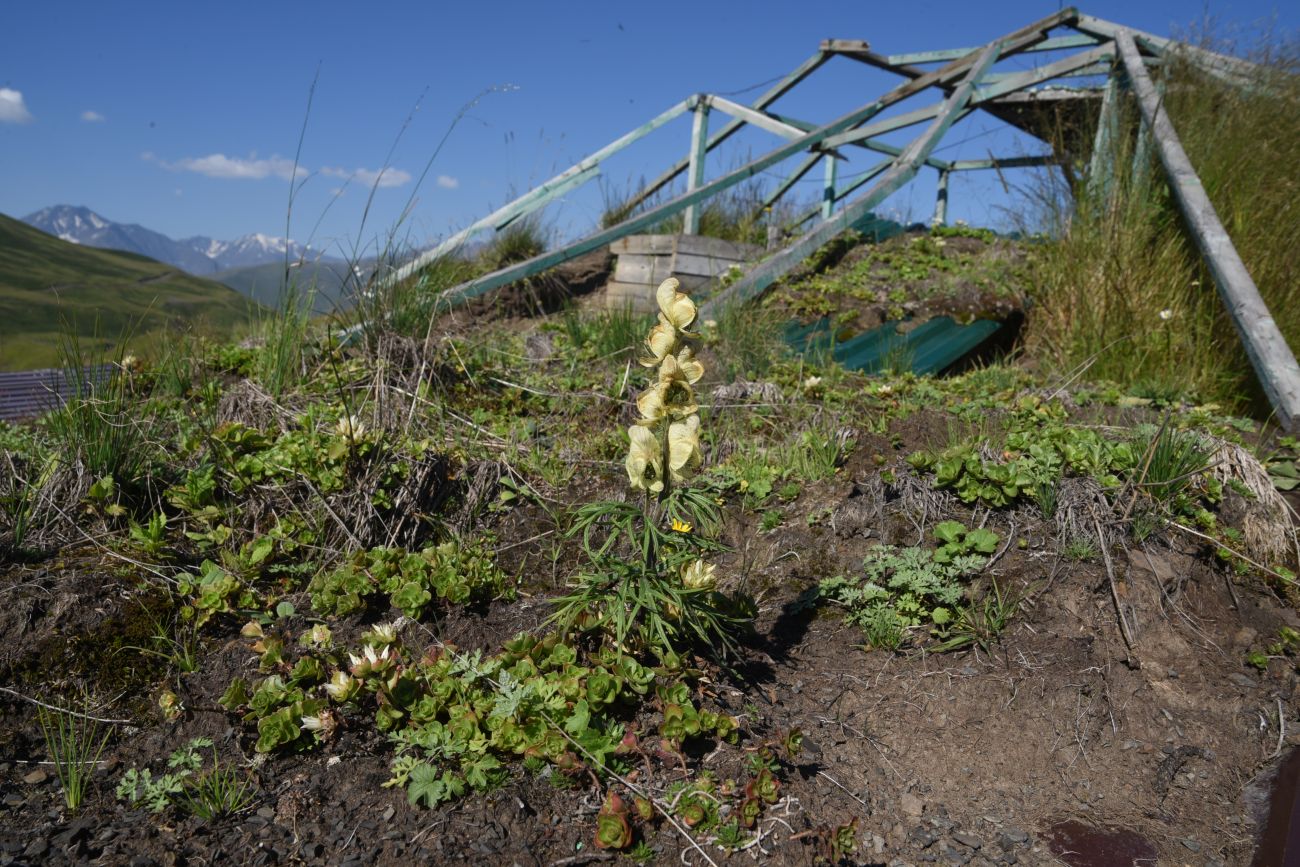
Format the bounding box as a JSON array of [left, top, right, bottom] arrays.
[[22, 206, 328, 274]]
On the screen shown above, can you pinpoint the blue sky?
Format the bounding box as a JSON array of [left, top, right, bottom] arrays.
[[1, 0, 1294, 256]]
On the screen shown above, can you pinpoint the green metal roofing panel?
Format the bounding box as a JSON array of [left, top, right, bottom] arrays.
[[783, 315, 1004, 375]]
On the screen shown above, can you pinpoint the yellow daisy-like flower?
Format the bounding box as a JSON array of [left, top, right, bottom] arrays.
[[667, 414, 702, 482], [671, 518, 693, 533], [656, 278, 697, 331], [681, 559, 716, 591], [626, 424, 664, 493]]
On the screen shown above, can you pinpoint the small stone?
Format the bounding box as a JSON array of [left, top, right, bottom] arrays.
[[939, 840, 970, 864], [256, 806, 276, 820], [953, 831, 982, 849], [381, 805, 395, 822], [22, 768, 48, 785], [872, 834, 886, 854], [1121, 740, 1141, 751], [3, 793, 25, 807], [1181, 838, 1201, 853], [998, 828, 1028, 849], [23, 838, 48, 858], [901, 792, 925, 817], [1230, 673, 1257, 688]]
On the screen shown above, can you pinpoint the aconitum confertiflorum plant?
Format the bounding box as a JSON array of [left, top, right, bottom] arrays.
[[553, 279, 741, 656]]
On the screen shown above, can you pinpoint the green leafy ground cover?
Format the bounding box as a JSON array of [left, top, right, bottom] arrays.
[[0, 218, 1297, 863]]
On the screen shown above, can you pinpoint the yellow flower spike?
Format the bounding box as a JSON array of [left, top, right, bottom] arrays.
[[626, 424, 665, 493], [681, 560, 716, 591], [656, 278, 697, 331], [667, 414, 702, 481]]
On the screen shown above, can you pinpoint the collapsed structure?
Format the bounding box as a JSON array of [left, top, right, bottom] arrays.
[[393, 8, 1300, 431]]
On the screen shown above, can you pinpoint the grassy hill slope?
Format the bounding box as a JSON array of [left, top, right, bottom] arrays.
[[213, 259, 355, 314], [0, 213, 258, 369]]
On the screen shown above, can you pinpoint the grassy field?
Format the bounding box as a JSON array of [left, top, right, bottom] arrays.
[[0, 214, 258, 369]]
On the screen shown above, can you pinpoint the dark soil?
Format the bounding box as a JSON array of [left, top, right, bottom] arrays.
[[2, 408, 1297, 866]]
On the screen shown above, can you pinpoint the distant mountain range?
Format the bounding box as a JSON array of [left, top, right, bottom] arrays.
[[22, 205, 335, 276], [0, 213, 257, 370]]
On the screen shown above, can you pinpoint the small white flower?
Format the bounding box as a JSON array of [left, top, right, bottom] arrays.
[[703, 319, 718, 330], [803, 376, 823, 391], [876, 384, 894, 397], [336, 415, 366, 441], [1159, 309, 1173, 321]]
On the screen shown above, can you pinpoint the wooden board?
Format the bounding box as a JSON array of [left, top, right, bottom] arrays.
[[612, 255, 676, 285]]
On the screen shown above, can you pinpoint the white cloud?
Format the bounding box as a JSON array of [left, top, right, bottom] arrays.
[[320, 165, 412, 189], [148, 152, 303, 181], [81, 110, 105, 123], [0, 88, 34, 124], [436, 174, 459, 189]]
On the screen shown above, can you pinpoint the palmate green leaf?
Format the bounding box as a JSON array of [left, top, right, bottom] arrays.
[[406, 763, 465, 808]]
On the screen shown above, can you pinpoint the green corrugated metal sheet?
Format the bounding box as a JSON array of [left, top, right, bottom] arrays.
[[784, 315, 1003, 375]]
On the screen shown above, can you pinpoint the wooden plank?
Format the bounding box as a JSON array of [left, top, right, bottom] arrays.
[[1074, 14, 1258, 86], [706, 96, 807, 141], [822, 153, 838, 220], [683, 102, 711, 235], [613, 256, 675, 285], [672, 251, 751, 279], [674, 234, 761, 260], [705, 41, 1002, 316], [626, 51, 830, 211], [610, 235, 676, 255], [933, 168, 950, 226], [886, 33, 1099, 66], [1085, 70, 1121, 202], [1115, 30, 1300, 431], [948, 154, 1059, 170]]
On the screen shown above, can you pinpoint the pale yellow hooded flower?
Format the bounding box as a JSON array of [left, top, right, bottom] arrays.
[[636, 361, 699, 423], [673, 346, 704, 384], [625, 424, 665, 493], [680, 559, 716, 591], [667, 414, 701, 481], [656, 278, 697, 331], [640, 316, 678, 367]]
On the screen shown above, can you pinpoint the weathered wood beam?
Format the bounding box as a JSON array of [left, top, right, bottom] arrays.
[[683, 101, 711, 235], [705, 96, 807, 141], [822, 154, 838, 220], [702, 41, 1003, 316], [1116, 30, 1300, 431], [1085, 70, 1121, 202], [624, 51, 830, 211], [933, 168, 950, 226], [1074, 14, 1258, 87], [886, 33, 1099, 66], [384, 96, 695, 287], [948, 154, 1060, 170]]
